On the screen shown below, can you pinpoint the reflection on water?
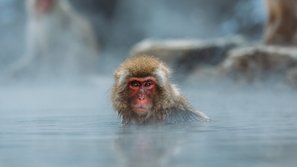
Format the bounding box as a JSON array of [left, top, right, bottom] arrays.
[[0, 79, 297, 167], [114, 126, 179, 167]]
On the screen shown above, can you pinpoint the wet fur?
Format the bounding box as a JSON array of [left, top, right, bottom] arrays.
[[112, 55, 208, 124]]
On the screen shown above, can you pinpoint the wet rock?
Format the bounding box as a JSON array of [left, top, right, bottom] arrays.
[[221, 46, 297, 83], [130, 36, 246, 74]]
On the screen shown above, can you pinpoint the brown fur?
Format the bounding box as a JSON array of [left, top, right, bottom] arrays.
[[112, 55, 208, 124], [264, 0, 297, 45], [114, 56, 167, 79]]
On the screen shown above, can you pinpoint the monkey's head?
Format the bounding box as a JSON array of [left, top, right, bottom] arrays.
[[27, 0, 61, 16], [112, 55, 178, 123]]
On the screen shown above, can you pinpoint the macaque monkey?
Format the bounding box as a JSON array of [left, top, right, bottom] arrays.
[[264, 0, 297, 45], [8, 0, 99, 79], [112, 55, 209, 124]]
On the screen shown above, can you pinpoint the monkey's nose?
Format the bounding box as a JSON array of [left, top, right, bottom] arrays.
[[137, 94, 145, 100]]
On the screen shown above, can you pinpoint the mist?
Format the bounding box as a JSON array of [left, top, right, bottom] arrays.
[[0, 0, 267, 73], [1, 1, 297, 167]]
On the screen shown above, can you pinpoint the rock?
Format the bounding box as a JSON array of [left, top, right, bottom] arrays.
[[221, 45, 297, 83], [130, 36, 246, 74]]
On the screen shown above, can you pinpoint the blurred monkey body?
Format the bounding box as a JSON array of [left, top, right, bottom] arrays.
[[9, 0, 99, 79], [264, 0, 297, 45], [112, 55, 208, 124], [35, 0, 55, 14]]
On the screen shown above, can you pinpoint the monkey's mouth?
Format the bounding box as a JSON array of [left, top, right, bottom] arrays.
[[133, 106, 151, 116]]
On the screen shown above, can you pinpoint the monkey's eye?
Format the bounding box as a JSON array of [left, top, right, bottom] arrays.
[[129, 81, 141, 87], [144, 80, 153, 87]]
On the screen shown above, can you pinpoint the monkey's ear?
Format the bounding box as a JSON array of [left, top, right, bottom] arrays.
[[114, 69, 129, 86], [154, 63, 170, 86]]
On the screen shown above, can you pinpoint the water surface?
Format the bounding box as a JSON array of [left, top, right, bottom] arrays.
[[0, 79, 297, 167]]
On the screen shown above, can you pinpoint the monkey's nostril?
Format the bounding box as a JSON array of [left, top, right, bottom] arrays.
[[137, 94, 145, 100]]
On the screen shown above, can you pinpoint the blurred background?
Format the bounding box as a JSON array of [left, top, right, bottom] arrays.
[[1, 1, 297, 167], [0, 0, 266, 75]]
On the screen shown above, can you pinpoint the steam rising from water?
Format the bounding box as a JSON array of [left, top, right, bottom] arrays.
[[0, 0, 266, 75], [1, 1, 297, 167], [1, 77, 297, 167]]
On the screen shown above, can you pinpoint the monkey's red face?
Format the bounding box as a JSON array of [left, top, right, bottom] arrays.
[[128, 77, 157, 116], [36, 0, 55, 14]]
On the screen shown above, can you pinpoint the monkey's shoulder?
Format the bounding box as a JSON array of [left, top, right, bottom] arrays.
[[165, 108, 209, 124]]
